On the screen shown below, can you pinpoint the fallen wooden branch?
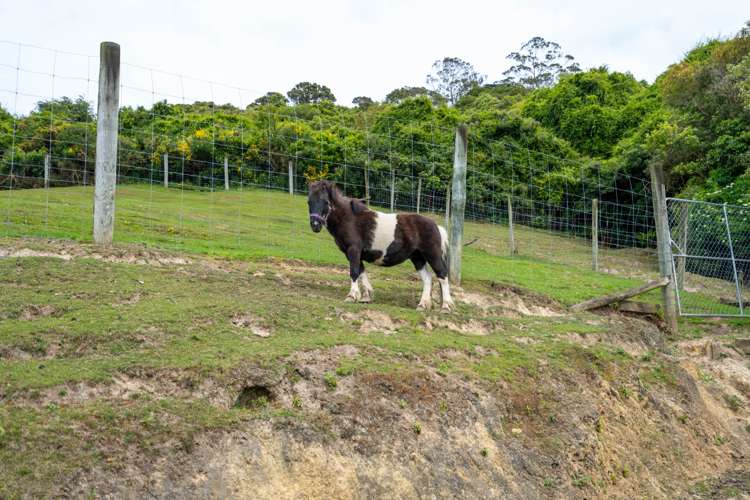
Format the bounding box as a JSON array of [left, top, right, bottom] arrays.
[[617, 300, 661, 315], [570, 277, 669, 312], [464, 237, 479, 247]]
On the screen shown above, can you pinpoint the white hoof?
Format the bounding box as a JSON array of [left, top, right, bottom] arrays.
[[417, 299, 432, 311], [360, 293, 372, 303], [441, 300, 455, 313]]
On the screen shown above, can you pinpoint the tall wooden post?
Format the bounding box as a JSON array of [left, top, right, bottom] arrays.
[[288, 160, 294, 195], [449, 125, 468, 285], [163, 153, 168, 188], [592, 198, 599, 271], [416, 177, 422, 214], [93, 41, 120, 245], [44, 153, 50, 188], [507, 194, 516, 256], [649, 164, 678, 333], [224, 156, 229, 191]]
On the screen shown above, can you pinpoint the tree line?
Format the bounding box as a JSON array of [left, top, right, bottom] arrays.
[[1, 24, 749, 251]]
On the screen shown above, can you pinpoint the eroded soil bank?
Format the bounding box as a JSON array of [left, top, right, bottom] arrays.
[[58, 340, 750, 499], [1, 240, 748, 499]]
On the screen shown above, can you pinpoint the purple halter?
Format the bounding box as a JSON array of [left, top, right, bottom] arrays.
[[310, 213, 327, 226]]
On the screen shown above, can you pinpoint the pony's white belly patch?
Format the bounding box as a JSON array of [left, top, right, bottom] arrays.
[[370, 212, 398, 264]]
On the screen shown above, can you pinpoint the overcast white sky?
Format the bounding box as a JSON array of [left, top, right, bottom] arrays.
[[0, 0, 746, 113]]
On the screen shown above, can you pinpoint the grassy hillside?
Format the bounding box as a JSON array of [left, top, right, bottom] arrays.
[[1, 186, 749, 498], [1, 184, 741, 312]]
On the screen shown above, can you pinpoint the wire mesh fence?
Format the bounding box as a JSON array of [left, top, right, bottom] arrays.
[[667, 198, 749, 317], [1, 40, 660, 284]]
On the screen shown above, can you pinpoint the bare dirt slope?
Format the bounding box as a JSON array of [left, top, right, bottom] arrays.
[[63, 344, 750, 499]]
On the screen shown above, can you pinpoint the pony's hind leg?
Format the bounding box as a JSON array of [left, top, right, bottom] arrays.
[[344, 247, 363, 303], [411, 252, 432, 310], [424, 249, 454, 312], [358, 263, 374, 303]]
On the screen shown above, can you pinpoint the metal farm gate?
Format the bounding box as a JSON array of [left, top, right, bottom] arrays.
[[667, 198, 749, 317]]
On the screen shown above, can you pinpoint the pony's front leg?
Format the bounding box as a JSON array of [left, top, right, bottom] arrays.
[[344, 247, 363, 303]]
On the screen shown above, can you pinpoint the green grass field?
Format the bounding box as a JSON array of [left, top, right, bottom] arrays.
[[1, 184, 738, 310], [0, 185, 655, 300]]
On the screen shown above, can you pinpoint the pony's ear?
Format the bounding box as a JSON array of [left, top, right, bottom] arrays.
[[324, 181, 335, 199], [350, 198, 368, 214]]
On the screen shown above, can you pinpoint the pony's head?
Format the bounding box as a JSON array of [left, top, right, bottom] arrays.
[[307, 180, 336, 232]]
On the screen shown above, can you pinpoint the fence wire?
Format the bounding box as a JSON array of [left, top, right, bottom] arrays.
[[667, 198, 749, 317], [1, 40, 662, 286]]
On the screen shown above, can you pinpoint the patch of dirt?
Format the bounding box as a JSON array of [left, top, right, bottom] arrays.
[[231, 313, 271, 338], [513, 336, 540, 345], [0, 248, 74, 260], [0, 240, 191, 266], [19, 304, 57, 320], [688, 469, 750, 499], [455, 285, 563, 318], [3, 369, 247, 410], [273, 273, 292, 286], [339, 310, 405, 335], [274, 259, 349, 276], [676, 339, 750, 438], [562, 313, 665, 356], [114, 292, 143, 306], [423, 318, 493, 336]]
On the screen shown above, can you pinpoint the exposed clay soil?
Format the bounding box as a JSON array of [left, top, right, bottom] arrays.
[[50, 342, 750, 499], [339, 310, 406, 335], [455, 285, 563, 318], [231, 313, 272, 338], [0, 239, 190, 266]]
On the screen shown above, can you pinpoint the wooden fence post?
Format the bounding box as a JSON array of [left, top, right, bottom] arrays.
[[93, 41, 120, 245], [288, 160, 294, 195], [389, 169, 395, 211], [416, 177, 422, 214], [224, 156, 229, 191], [592, 198, 599, 271], [507, 194, 516, 256], [676, 203, 689, 290], [44, 153, 50, 188], [449, 124, 468, 285], [163, 153, 168, 188], [649, 164, 678, 333]]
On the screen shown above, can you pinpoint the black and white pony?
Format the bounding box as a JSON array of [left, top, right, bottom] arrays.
[[308, 180, 454, 311]]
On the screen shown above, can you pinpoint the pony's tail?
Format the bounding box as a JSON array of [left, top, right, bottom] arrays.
[[438, 225, 449, 270]]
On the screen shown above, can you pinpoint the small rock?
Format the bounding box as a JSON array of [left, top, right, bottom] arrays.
[[511, 427, 522, 435]]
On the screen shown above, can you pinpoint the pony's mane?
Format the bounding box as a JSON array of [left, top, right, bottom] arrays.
[[328, 181, 369, 213]]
